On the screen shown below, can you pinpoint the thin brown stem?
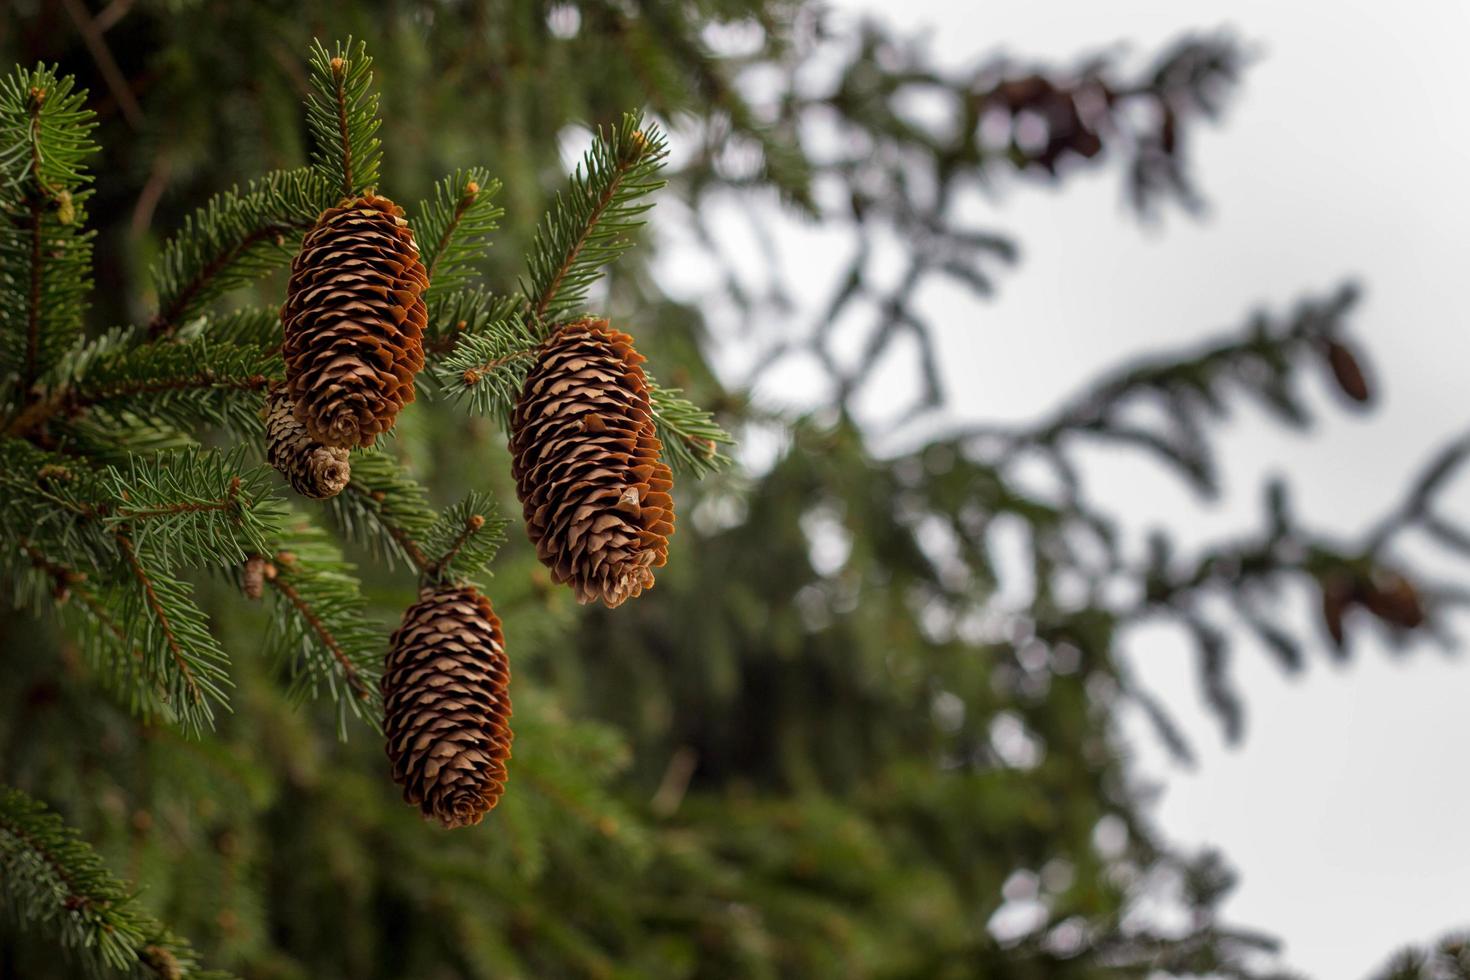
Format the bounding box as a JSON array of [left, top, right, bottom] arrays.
[[428, 515, 484, 579], [344, 482, 432, 573], [265, 568, 371, 702], [531, 154, 640, 324], [425, 183, 480, 283], [332, 57, 353, 197], [1, 371, 271, 440], [148, 223, 299, 338], [115, 478, 240, 521], [459, 348, 536, 383], [59, 0, 143, 128], [116, 534, 202, 707]]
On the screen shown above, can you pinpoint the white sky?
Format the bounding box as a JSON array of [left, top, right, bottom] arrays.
[[660, 1, 1470, 976], [849, 3, 1470, 976]]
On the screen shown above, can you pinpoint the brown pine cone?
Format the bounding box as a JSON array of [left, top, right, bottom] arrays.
[[1362, 571, 1425, 629], [510, 319, 675, 608], [383, 585, 512, 829], [263, 384, 351, 499], [281, 194, 428, 448], [1325, 340, 1371, 404]]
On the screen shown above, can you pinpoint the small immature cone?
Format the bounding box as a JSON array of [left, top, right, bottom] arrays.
[[382, 585, 512, 828], [1319, 575, 1352, 650], [282, 194, 428, 448], [1362, 571, 1425, 629], [509, 319, 675, 607], [241, 557, 267, 600], [264, 385, 351, 499], [1325, 340, 1371, 404]]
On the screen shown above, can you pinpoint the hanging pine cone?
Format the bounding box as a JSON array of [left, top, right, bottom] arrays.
[[509, 318, 675, 608], [1325, 339, 1371, 404], [382, 585, 512, 829], [263, 384, 351, 499], [281, 194, 428, 448]]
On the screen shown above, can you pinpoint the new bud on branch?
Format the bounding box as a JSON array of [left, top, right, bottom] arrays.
[[282, 194, 428, 448], [511, 319, 675, 608]]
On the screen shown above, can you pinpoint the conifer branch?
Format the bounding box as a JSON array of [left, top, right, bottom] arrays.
[[422, 491, 508, 584], [418, 168, 503, 294], [0, 66, 98, 386], [0, 787, 228, 979], [258, 526, 384, 734], [147, 169, 330, 339], [345, 482, 433, 574], [266, 572, 370, 701], [649, 382, 732, 477], [305, 39, 382, 199], [8, 334, 279, 439], [521, 114, 669, 328], [327, 451, 437, 572], [116, 532, 203, 709]]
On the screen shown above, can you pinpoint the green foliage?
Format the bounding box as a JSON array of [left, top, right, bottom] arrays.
[[149, 169, 332, 337], [0, 64, 97, 385], [98, 449, 282, 570], [325, 449, 437, 570], [0, 8, 1460, 980], [43, 332, 278, 439], [521, 113, 669, 328], [650, 381, 732, 478], [305, 38, 382, 198], [0, 787, 233, 980], [417, 168, 504, 296], [420, 490, 509, 586], [262, 523, 384, 736]]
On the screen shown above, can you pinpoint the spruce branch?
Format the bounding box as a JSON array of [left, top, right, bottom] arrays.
[[521, 113, 669, 328], [431, 310, 540, 424], [305, 38, 382, 198], [422, 285, 525, 357], [148, 168, 331, 338], [115, 531, 232, 733], [0, 787, 230, 980], [258, 525, 384, 736], [327, 451, 437, 571], [422, 491, 508, 585], [10, 331, 279, 439], [97, 449, 284, 570], [418, 168, 504, 295], [0, 65, 98, 387], [649, 381, 732, 478]]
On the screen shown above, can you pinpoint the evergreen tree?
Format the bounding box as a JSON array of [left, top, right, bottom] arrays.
[[1, 3, 1466, 978]]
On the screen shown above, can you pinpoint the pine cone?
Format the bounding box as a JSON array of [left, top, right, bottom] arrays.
[[281, 194, 428, 448], [510, 319, 675, 608], [263, 384, 351, 499], [1325, 340, 1371, 404], [383, 585, 512, 829]]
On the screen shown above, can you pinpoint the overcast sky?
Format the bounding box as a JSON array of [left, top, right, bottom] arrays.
[[662, 1, 1470, 976], [856, 2, 1470, 976]]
